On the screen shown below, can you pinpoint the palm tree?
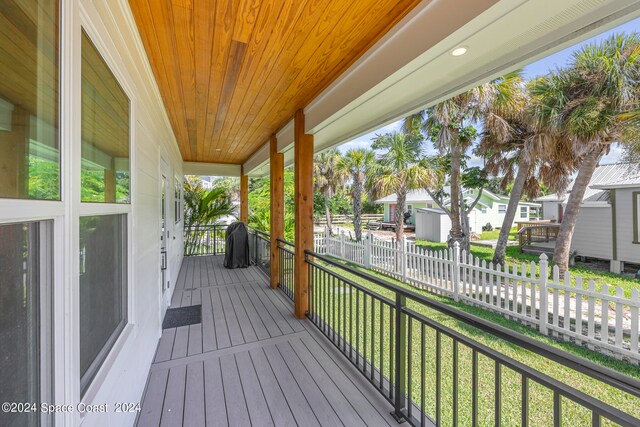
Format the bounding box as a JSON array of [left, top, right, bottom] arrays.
[[337, 149, 377, 241], [409, 72, 524, 251], [183, 178, 235, 254], [476, 75, 574, 265], [529, 34, 640, 275], [313, 149, 345, 236], [371, 131, 436, 246]]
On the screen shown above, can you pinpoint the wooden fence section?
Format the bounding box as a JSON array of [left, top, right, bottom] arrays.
[[314, 231, 640, 362], [313, 213, 383, 225]]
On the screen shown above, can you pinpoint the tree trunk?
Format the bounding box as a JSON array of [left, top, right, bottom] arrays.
[[395, 185, 407, 248], [324, 191, 333, 235], [353, 176, 363, 241], [553, 145, 605, 276], [459, 193, 471, 253], [448, 140, 464, 247], [493, 158, 530, 265]]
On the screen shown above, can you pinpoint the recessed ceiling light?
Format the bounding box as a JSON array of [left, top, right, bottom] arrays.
[[451, 46, 468, 57], [215, 148, 222, 152]]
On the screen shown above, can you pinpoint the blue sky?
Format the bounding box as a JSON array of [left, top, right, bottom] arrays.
[[337, 17, 640, 165]]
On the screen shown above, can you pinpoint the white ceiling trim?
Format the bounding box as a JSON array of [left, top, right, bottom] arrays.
[[183, 162, 241, 177]]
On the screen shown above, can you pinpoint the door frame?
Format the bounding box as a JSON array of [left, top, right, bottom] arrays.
[[159, 159, 172, 317], [389, 204, 397, 222]]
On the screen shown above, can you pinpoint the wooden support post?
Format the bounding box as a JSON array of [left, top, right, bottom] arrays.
[[240, 171, 248, 224], [0, 105, 30, 198], [104, 166, 116, 203], [294, 109, 314, 319], [270, 134, 284, 289]]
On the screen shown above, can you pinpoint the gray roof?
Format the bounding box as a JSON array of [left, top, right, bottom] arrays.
[[377, 187, 540, 207], [591, 165, 640, 189], [536, 163, 640, 203]]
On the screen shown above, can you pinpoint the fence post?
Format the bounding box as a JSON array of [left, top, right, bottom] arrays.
[[364, 232, 372, 269], [340, 232, 345, 259], [401, 239, 407, 282], [453, 241, 460, 302], [325, 227, 330, 254], [539, 253, 549, 335]]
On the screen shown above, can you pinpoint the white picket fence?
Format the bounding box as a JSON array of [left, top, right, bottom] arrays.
[[313, 231, 640, 362]]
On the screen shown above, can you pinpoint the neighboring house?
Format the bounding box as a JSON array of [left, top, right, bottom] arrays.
[[535, 163, 640, 272], [376, 188, 540, 242]]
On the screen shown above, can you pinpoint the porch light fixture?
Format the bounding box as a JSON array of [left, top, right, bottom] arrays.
[[451, 46, 468, 56]]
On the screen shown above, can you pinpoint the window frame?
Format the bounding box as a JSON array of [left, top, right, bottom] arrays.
[[76, 24, 136, 403], [520, 206, 528, 218], [498, 204, 507, 214]]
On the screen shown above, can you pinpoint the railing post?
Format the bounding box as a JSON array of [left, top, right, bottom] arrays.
[[364, 232, 372, 269], [539, 253, 549, 335], [453, 241, 460, 302], [393, 293, 407, 421]]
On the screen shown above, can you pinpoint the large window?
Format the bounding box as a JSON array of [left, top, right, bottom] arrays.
[[81, 31, 130, 203], [0, 221, 52, 427], [79, 215, 127, 395], [0, 0, 60, 200], [520, 206, 528, 218]]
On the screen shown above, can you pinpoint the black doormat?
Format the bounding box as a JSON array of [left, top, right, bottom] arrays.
[[162, 305, 202, 329]]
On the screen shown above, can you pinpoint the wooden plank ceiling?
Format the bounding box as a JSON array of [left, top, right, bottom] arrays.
[[128, 0, 421, 164]]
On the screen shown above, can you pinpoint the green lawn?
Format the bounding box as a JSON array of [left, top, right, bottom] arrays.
[[415, 240, 640, 298], [478, 226, 518, 241], [312, 259, 640, 426]]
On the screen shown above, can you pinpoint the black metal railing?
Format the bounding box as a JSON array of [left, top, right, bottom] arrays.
[[248, 226, 271, 277], [277, 238, 295, 301], [184, 225, 226, 256], [305, 250, 640, 427]]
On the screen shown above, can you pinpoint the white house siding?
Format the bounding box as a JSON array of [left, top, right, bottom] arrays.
[[614, 188, 640, 264], [473, 203, 503, 231], [76, 2, 184, 426], [570, 206, 612, 260]]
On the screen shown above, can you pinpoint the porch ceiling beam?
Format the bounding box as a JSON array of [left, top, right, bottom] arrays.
[[183, 162, 241, 177]]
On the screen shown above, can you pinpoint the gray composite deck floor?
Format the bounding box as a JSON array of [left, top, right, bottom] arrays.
[[136, 255, 396, 427]]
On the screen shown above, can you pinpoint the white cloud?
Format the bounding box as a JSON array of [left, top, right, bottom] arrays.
[[335, 120, 403, 153], [337, 140, 371, 153]]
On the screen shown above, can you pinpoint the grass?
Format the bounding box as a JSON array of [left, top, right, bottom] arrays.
[[414, 240, 640, 298], [312, 258, 640, 426], [478, 226, 518, 241]]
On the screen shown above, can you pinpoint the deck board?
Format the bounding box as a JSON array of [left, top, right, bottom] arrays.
[[136, 255, 395, 427]]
